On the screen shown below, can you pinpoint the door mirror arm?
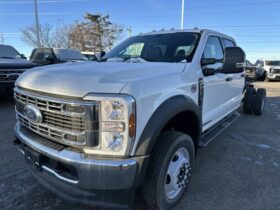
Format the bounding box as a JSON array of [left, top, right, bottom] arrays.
[[201, 58, 217, 66], [202, 68, 217, 76]]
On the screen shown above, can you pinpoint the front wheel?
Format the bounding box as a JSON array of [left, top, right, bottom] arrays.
[[264, 72, 270, 82], [142, 131, 195, 210]]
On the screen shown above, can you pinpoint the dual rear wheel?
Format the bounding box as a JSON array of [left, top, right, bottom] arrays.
[[243, 87, 266, 115]]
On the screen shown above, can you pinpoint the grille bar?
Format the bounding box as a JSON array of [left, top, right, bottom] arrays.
[[14, 88, 98, 147]]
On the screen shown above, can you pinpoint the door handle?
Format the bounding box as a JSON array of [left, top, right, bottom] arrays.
[[226, 77, 233, 82], [241, 74, 245, 78]]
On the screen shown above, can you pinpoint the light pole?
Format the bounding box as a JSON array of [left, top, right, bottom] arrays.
[[181, 0, 185, 29], [0, 33, 4, 44], [34, 0, 41, 47]]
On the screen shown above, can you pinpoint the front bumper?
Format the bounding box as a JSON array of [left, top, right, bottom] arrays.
[[268, 73, 280, 80], [15, 123, 149, 208]]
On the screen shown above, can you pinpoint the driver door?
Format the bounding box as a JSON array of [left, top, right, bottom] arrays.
[[201, 36, 232, 130]]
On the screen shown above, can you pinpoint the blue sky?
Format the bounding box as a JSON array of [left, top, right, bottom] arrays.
[[0, 0, 280, 62]]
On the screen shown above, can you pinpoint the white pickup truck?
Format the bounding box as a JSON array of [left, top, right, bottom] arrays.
[[14, 29, 266, 210], [255, 59, 280, 82]]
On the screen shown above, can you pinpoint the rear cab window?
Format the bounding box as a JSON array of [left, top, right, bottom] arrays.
[[222, 38, 236, 48]]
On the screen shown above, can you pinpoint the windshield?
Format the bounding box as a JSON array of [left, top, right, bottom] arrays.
[[265, 61, 280, 66], [53, 49, 87, 61], [104, 32, 200, 63], [0, 45, 22, 59]]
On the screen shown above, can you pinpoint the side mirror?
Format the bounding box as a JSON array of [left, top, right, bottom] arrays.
[[202, 68, 216, 76], [46, 56, 54, 64], [100, 51, 106, 58], [21, 54, 27, 59], [221, 47, 245, 74], [201, 58, 216, 66]]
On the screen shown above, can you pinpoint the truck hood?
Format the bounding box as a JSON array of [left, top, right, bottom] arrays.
[[0, 58, 35, 69], [16, 62, 186, 97]]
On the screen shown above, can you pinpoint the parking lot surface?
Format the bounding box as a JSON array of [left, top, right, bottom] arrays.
[[1, 82, 280, 210]]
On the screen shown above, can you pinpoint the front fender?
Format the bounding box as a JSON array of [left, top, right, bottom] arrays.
[[133, 95, 201, 156]]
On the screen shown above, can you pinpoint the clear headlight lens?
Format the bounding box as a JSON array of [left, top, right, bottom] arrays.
[[103, 100, 124, 120], [83, 94, 136, 156]]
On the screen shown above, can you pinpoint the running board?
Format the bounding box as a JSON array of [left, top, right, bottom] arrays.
[[199, 112, 240, 147]]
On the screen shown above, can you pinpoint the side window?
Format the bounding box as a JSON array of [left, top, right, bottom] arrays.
[[202, 36, 224, 70], [121, 43, 144, 57], [223, 39, 235, 48], [43, 49, 54, 62], [34, 52, 44, 61], [203, 36, 224, 60]]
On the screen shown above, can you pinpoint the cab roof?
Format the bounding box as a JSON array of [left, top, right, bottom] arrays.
[[138, 29, 235, 41]]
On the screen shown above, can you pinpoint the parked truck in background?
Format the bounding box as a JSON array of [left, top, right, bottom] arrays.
[[30, 48, 88, 66], [255, 59, 280, 82], [0, 44, 35, 94], [14, 29, 266, 210]]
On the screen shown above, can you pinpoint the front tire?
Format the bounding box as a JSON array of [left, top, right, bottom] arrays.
[[264, 72, 270, 82], [142, 131, 195, 210]]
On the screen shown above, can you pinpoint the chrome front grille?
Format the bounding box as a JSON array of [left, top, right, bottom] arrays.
[[0, 70, 24, 82], [17, 114, 64, 141], [271, 69, 280, 74], [15, 88, 98, 147]]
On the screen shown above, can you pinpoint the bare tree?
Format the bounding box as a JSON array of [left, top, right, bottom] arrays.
[[21, 13, 124, 52], [81, 13, 124, 52], [21, 23, 54, 48]]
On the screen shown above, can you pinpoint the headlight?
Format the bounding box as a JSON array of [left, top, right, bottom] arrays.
[[83, 93, 136, 156]]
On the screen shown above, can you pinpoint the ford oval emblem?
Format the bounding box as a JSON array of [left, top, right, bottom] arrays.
[[23, 104, 42, 124]]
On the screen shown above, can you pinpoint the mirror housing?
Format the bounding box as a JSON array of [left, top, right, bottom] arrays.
[[21, 54, 27, 59], [202, 68, 216, 76], [221, 47, 246, 74], [100, 51, 106, 58], [201, 58, 216, 66]]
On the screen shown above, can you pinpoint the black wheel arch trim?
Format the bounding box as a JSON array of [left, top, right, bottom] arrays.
[[134, 95, 202, 156]]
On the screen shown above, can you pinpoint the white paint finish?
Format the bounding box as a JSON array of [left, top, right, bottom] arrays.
[[16, 29, 245, 156], [121, 64, 199, 154], [193, 31, 243, 130], [202, 73, 231, 125], [16, 62, 186, 97]]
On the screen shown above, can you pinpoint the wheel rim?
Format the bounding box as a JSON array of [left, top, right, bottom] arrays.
[[164, 147, 191, 200]]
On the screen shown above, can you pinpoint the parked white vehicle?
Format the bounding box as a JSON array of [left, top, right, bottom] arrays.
[[255, 59, 280, 81], [14, 29, 266, 210], [81, 51, 98, 61]]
